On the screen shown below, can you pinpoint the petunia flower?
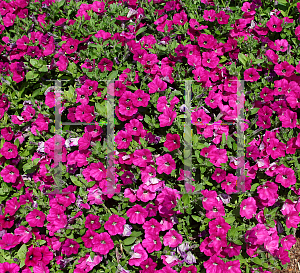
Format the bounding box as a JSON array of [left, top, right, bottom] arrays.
[[266, 15, 283, 32], [164, 133, 180, 152], [128, 243, 148, 267], [163, 229, 182, 248], [156, 154, 176, 175], [1, 165, 20, 183], [25, 247, 42, 267], [62, 238, 80, 256], [26, 209, 46, 228], [0, 262, 20, 273], [0, 142, 18, 159], [104, 214, 126, 236], [85, 214, 101, 230], [0, 233, 19, 250], [126, 204, 148, 224], [240, 197, 257, 219], [158, 108, 177, 127], [92, 232, 114, 255]]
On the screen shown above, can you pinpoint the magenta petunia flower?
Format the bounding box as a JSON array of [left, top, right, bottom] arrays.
[[286, 211, 300, 229], [1, 127, 14, 141], [240, 197, 257, 219], [164, 133, 180, 152], [203, 9, 216, 22], [244, 68, 260, 82], [133, 149, 153, 168], [25, 247, 42, 267], [274, 61, 295, 77], [26, 209, 46, 228], [115, 130, 132, 149], [275, 247, 290, 265], [62, 38, 80, 54], [62, 238, 80, 256], [104, 214, 126, 236], [148, 75, 167, 94], [158, 108, 177, 127], [0, 142, 18, 159], [39, 245, 53, 265], [1, 165, 19, 183], [125, 119, 144, 136], [92, 232, 114, 255], [98, 58, 113, 72], [0, 262, 20, 273], [216, 10, 230, 25], [128, 243, 148, 267], [266, 15, 283, 32], [197, 33, 217, 49], [203, 255, 225, 273], [281, 235, 296, 250], [142, 234, 162, 253], [82, 229, 97, 248], [202, 51, 219, 69], [163, 229, 183, 248], [266, 138, 286, 159], [211, 168, 226, 183], [85, 214, 101, 230], [0, 233, 19, 250], [156, 154, 176, 175], [173, 10, 188, 26], [126, 204, 148, 224]]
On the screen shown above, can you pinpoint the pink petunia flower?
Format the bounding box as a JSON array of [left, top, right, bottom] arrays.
[[164, 133, 180, 152], [240, 197, 257, 219], [115, 130, 132, 149], [104, 214, 126, 236], [156, 154, 176, 175], [127, 204, 148, 224], [158, 108, 177, 127], [0, 233, 19, 250], [266, 15, 283, 32], [128, 243, 148, 267], [25, 247, 42, 267], [274, 61, 295, 77], [85, 214, 101, 230], [244, 68, 260, 82], [0, 262, 20, 273], [163, 229, 183, 248], [203, 9, 216, 22], [133, 149, 153, 167], [281, 235, 296, 250], [62, 238, 80, 256], [1, 165, 20, 183], [26, 209, 46, 227], [0, 142, 18, 159], [142, 234, 162, 253], [203, 255, 225, 273]]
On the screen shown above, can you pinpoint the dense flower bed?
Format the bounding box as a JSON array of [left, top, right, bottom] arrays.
[[1, 0, 300, 272]]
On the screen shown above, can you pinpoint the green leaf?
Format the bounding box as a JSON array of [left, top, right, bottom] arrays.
[[139, 137, 147, 148], [108, 70, 118, 80], [191, 215, 201, 222], [30, 59, 40, 68], [57, 0, 65, 8], [238, 53, 248, 67], [136, 27, 147, 36], [33, 158, 40, 165], [18, 243, 28, 267], [252, 257, 262, 265], [26, 71, 39, 80], [39, 65, 48, 72], [123, 237, 136, 245], [14, 138, 19, 148], [181, 193, 190, 207], [70, 176, 83, 187], [250, 108, 260, 115]]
